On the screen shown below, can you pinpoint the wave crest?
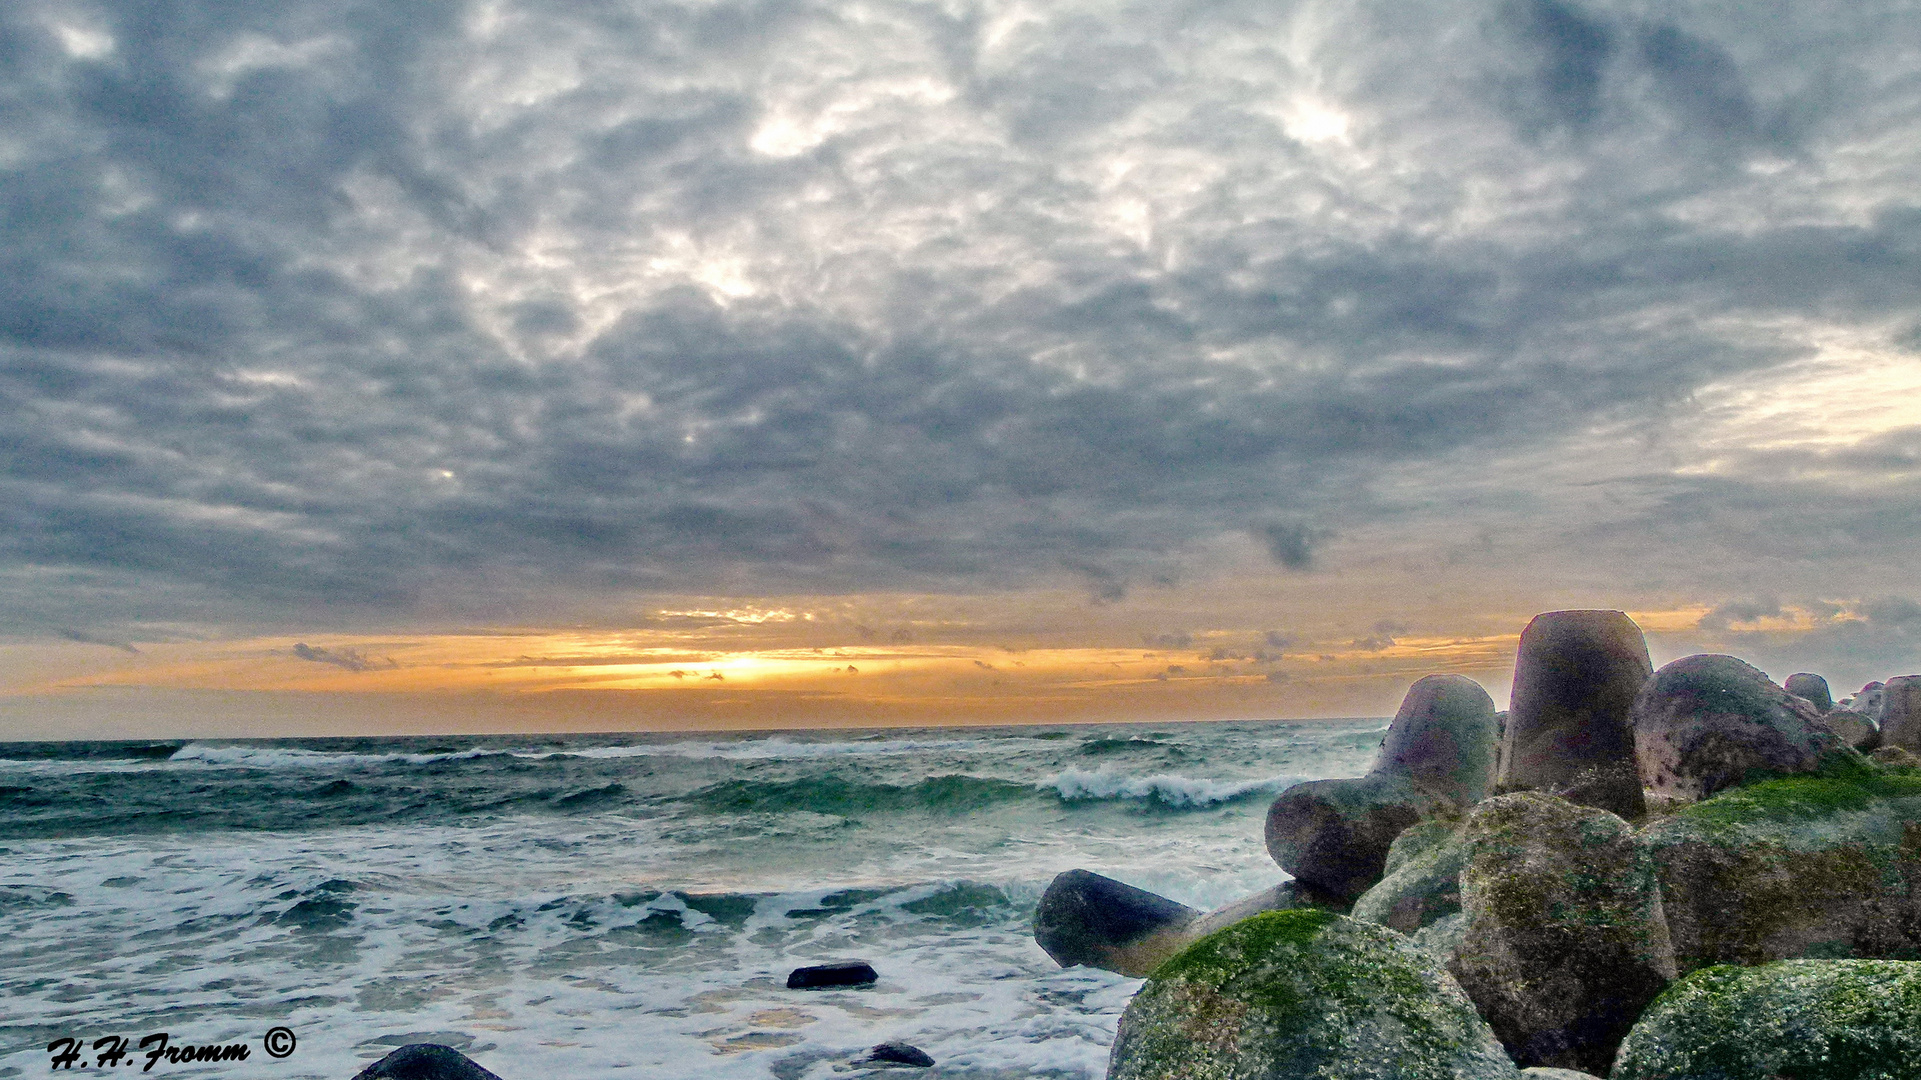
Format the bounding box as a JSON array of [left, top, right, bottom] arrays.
[[1045, 767, 1293, 808]]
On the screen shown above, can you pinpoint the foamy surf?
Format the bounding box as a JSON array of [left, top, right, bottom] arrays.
[[0, 718, 1387, 1079]]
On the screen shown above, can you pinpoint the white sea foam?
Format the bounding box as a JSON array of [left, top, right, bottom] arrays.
[[1044, 766, 1300, 808]]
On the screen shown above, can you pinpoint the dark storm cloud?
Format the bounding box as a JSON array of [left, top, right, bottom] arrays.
[[2, 0, 1918, 632]]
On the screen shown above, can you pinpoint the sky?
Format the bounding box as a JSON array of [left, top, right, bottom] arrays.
[[3, 0, 1919, 739]]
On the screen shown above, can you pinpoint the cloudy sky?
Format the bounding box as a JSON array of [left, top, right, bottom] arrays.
[[4, 0, 1919, 737]]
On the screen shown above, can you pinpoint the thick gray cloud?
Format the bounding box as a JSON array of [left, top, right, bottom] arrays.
[[2, 0, 1918, 639]]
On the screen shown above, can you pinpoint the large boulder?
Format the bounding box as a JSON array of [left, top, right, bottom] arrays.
[[1611, 959, 1921, 1079], [1447, 792, 1677, 1075], [1106, 910, 1519, 1080], [1265, 774, 1423, 903], [1880, 674, 1921, 751], [1500, 610, 1652, 819], [1785, 672, 1835, 712], [1632, 654, 1848, 803], [1638, 759, 1921, 973], [1034, 871, 1327, 977], [1267, 675, 1499, 903]]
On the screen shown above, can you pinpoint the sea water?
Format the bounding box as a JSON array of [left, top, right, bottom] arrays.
[[0, 719, 1386, 1079]]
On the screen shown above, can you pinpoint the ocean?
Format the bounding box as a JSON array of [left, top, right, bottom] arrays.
[[0, 719, 1387, 1080]]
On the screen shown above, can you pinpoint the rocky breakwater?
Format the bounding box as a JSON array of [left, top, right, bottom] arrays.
[[1037, 607, 1921, 1079]]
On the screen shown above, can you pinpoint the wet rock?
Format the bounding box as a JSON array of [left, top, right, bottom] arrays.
[[862, 1042, 934, 1067], [1447, 792, 1676, 1075], [1632, 654, 1848, 803], [1879, 674, 1921, 751], [1265, 774, 1423, 903], [1518, 1071, 1603, 1080], [1034, 870, 1199, 976], [1638, 759, 1921, 972], [1611, 959, 1921, 1079], [351, 1045, 504, 1080], [787, 961, 878, 989], [1501, 610, 1652, 819], [1034, 871, 1329, 976], [1350, 818, 1469, 940], [1374, 673, 1501, 807], [1107, 910, 1518, 1080], [1784, 672, 1835, 712]]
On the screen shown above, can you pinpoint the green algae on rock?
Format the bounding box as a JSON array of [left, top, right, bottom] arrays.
[[1107, 910, 1518, 1080], [1448, 792, 1675, 1075], [1639, 758, 1921, 972], [1352, 817, 1470, 939], [1611, 959, 1921, 1080]]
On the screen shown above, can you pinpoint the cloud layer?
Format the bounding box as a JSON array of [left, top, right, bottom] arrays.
[[3, 0, 1918, 673]]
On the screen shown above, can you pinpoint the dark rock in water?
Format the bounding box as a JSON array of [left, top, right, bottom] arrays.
[[1639, 759, 1921, 972], [1374, 673, 1500, 807], [1784, 672, 1834, 712], [1632, 654, 1845, 803], [1879, 674, 1921, 751], [1106, 911, 1518, 1080], [1448, 792, 1675, 1075], [1611, 959, 1921, 1079], [1823, 707, 1881, 751], [1033, 870, 1199, 976], [863, 1042, 934, 1067], [1501, 610, 1652, 819], [1264, 773, 1422, 903], [787, 961, 878, 989], [1033, 872, 1327, 976], [351, 1045, 504, 1080]]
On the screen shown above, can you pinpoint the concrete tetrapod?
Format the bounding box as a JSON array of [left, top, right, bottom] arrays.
[[1500, 610, 1652, 819], [1034, 871, 1328, 977], [1266, 674, 1498, 903]]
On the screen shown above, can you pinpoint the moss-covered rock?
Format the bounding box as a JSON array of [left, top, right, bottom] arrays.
[[1448, 792, 1676, 1075], [1611, 959, 1921, 1079], [1352, 818, 1470, 939], [1638, 758, 1921, 972], [1107, 910, 1519, 1080]]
